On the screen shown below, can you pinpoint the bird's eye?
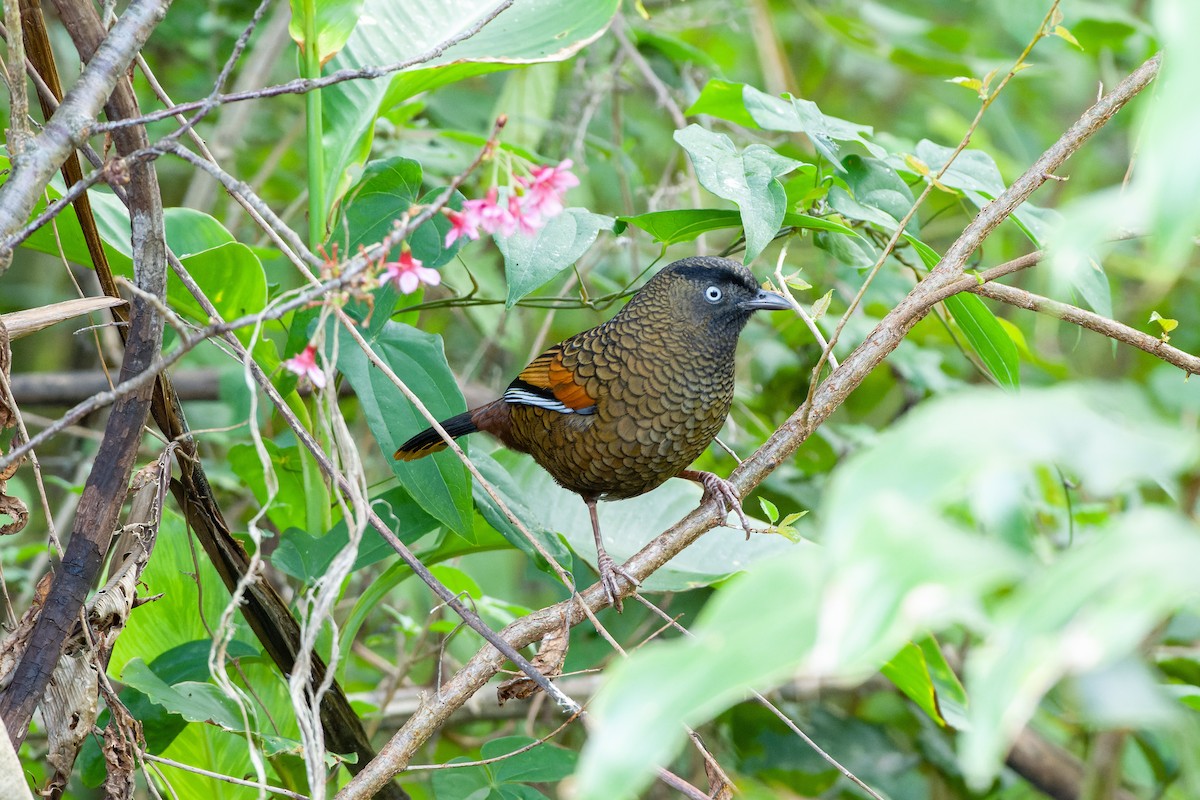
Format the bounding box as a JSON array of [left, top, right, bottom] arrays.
[[704, 285, 723, 303]]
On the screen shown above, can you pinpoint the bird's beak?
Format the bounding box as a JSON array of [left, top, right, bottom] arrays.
[[740, 288, 792, 312]]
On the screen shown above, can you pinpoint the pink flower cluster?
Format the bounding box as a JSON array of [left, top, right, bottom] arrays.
[[444, 159, 580, 246]]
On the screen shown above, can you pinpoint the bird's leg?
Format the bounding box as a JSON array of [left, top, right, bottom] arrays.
[[585, 497, 639, 612], [678, 469, 755, 540]]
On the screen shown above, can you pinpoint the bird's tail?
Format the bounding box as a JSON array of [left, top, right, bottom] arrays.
[[393, 411, 478, 461]]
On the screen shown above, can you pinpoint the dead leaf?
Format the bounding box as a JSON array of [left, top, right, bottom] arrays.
[[497, 618, 569, 705]]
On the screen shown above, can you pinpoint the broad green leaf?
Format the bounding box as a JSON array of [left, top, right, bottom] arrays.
[[108, 511, 255, 673], [120, 660, 299, 756], [146, 723, 263, 799], [495, 207, 614, 306], [229, 440, 308, 534], [631, 29, 721, 73], [674, 125, 801, 262], [432, 736, 577, 798], [881, 634, 967, 729], [12, 161, 268, 337], [322, 0, 619, 209], [170, 242, 267, 339], [618, 208, 857, 246], [79, 639, 253, 785], [909, 140, 1054, 246], [334, 157, 461, 268], [334, 321, 473, 535], [473, 449, 570, 568], [684, 78, 758, 128], [493, 450, 802, 592], [944, 293, 1020, 389], [271, 488, 439, 581], [882, 642, 945, 725], [15, 170, 267, 334], [288, 0, 364, 65], [742, 84, 887, 166], [832, 154, 918, 233]]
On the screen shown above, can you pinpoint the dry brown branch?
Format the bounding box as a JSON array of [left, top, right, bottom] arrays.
[[332, 52, 1163, 800], [970, 281, 1200, 375], [0, 0, 170, 746]]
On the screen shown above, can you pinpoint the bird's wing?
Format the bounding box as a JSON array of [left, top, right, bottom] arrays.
[[503, 344, 597, 415]]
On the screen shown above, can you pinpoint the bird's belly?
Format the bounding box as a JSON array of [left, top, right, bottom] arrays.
[[508, 398, 728, 500]]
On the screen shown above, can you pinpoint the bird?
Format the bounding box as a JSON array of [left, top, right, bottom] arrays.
[[394, 256, 791, 610]]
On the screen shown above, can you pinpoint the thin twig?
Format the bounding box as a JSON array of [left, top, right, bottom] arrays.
[[91, 0, 518, 134], [141, 753, 310, 800]]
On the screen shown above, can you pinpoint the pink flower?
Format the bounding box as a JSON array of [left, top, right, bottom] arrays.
[[507, 193, 540, 236], [466, 188, 514, 236], [517, 159, 579, 219], [382, 251, 441, 294], [283, 344, 326, 389], [444, 209, 480, 247]]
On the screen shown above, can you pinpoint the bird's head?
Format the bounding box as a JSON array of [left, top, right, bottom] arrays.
[[630, 256, 791, 338]]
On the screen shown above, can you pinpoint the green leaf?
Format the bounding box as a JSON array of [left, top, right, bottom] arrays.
[[673, 125, 801, 262], [910, 140, 1053, 246], [432, 736, 577, 798], [962, 510, 1200, 786], [228, 441, 308, 534], [336, 157, 461, 268], [496, 207, 614, 306], [492, 451, 802, 591], [322, 0, 619, 209], [742, 84, 887, 167], [473, 449, 570, 568], [1150, 310, 1179, 334], [288, 0, 364, 64], [830, 155, 918, 234], [882, 642, 945, 725], [684, 78, 758, 128], [109, 512, 255, 674], [79, 640, 252, 785], [169, 243, 267, 337], [631, 29, 722, 74], [334, 321, 473, 535], [271, 486, 440, 582], [618, 209, 855, 247], [16, 174, 267, 334], [618, 208, 743, 245], [757, 496, 779, 524], [120, 661, 299, 756], [943, 293, 1020, 389]]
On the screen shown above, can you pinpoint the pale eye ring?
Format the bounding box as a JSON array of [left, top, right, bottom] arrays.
[[704, 285, 723, 303]]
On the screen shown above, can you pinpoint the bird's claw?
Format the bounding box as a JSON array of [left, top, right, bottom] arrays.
[[596, 551, 639, 612], [697, 472, 755, 540]]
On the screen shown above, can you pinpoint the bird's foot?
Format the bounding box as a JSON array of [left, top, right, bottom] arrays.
[[693, 471, 754, 540], [596, 551, 640, 612]]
